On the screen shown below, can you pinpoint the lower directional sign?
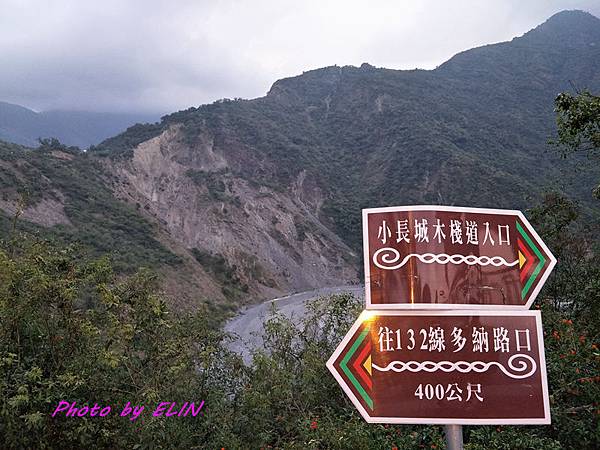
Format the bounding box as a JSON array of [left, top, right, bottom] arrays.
[[326, 310, 550, 424]]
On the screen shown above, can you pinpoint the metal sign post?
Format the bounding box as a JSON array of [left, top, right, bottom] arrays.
[[444, 424, 463, 450]]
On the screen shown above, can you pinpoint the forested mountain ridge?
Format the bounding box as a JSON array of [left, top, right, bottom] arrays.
[[1, 10, 599, 310], [95, 10, 600, 244]]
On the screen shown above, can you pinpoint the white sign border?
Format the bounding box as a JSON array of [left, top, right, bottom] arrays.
[[326, 309, 551, 425], [362, 205, 557, 310]]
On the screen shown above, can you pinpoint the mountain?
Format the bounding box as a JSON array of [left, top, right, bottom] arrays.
[[1, 10, 599, 312], [0, 101, 159, 148], [96, 10, 600, 241]]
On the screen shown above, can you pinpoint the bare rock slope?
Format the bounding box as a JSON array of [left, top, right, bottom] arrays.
[[108, 125, 359, 303]]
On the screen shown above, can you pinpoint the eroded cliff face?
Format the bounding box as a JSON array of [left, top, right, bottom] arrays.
[[109, 125, 359, 303]]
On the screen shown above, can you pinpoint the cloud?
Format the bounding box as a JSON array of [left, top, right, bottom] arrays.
[[0, 0, 598, 113]]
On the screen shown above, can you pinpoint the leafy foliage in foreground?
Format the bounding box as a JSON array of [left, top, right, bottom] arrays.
[[555, 91, 600, 158], [0, 237, 241, 449], [526, 196, 600, 448], [555, 91, 600, 199], [1, 203, 599, 449]]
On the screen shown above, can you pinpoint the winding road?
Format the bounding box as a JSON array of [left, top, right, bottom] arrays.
[[225, 285, 364, 363]]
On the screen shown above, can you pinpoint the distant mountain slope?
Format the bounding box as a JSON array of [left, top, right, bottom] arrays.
[[95, 10, 600, 247], [1, 10, 599, 310], [0, 136, 359, 309], [0, 139, 237, 312], [0, 101, 159, 148]]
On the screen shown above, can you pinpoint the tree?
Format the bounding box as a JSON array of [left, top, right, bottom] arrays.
[[0, 235, 241, 449], [554, 91, 600, 198]]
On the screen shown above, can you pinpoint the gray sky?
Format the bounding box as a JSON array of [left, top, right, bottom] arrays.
[[1, 0, 599, 114]]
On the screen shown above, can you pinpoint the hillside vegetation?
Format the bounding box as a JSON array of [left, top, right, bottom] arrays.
[[0, 9, 600, 449], [94, 10, 600, 248], [1, 10, 599, 308], [1, 191, 598, 448], [0, 139, 178, 272]]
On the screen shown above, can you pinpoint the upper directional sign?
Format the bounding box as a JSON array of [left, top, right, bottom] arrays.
[[363, 206, 556, 309]]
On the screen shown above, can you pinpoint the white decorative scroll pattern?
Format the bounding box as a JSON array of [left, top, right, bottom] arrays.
[[373, 247, 519, 271], [372, 354, 537, 380]]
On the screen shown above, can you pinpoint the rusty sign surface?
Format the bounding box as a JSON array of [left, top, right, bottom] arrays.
[[363, 206, 556, 309], [326, 310, 550, 424]]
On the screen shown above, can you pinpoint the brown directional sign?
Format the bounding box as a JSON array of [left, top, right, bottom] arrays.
[[326, 310, 550, 424], [363, 206, 556, 309]]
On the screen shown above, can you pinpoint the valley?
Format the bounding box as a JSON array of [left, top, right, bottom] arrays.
[[0, 10, 599, 318]]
